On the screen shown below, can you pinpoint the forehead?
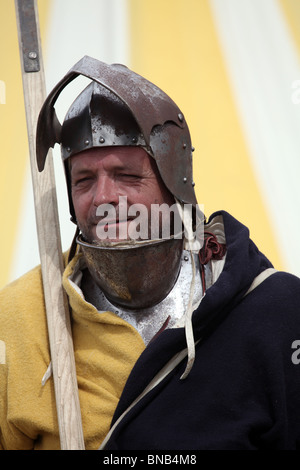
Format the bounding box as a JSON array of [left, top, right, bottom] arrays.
[[70, 146, 153, 172]]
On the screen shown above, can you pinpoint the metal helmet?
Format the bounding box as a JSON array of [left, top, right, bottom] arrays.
[[36, 56, 199, 310], [36, 55, 197, 221]]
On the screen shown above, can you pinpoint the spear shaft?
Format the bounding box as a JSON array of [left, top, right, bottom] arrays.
[[15, 0, 84, 449]]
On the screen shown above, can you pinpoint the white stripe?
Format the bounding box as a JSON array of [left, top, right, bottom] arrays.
[[0, 340, 5, 365], [210, 0, 300, 277], [0, 80, 5, 104], [244, 267, 277, 296]]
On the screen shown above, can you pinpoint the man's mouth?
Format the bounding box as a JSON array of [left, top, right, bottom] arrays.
[[93, 217, 138, 242], [96, 218, 132, 227]]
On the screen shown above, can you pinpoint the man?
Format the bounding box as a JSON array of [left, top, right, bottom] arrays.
[[1, 56, 300, 450]]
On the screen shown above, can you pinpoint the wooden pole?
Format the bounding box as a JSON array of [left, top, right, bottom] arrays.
[[15, 0, 85, 449]]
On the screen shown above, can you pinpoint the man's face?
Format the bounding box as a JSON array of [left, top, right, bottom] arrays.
[[70, 146, 175, 243]]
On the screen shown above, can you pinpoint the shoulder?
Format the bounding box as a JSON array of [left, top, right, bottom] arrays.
[[0, 249, 71, 315], [0, 263, 53, 380], [0, 264, 46, 336], [238, 270, 300, 350], [248, 270, 300, 307], [0, 251, 72, 337], [0, 264, 44, 309]]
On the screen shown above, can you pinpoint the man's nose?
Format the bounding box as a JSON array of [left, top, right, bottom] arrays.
[[93, 176, 118, 207]]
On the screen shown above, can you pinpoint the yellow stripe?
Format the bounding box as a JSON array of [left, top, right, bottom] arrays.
[[279, 0, 300, 55], [128, 0, 284, 270], [0, 0, 50, 288]]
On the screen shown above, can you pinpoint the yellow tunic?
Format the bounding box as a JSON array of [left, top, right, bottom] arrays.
[[0, 253, 145, 450]]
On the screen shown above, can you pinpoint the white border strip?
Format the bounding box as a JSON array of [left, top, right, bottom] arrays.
[[210, 0, 300, 277]]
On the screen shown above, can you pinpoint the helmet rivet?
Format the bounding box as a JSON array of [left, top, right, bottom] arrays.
[[28, 51, 37, 60], [192, 146, 195, 152], [184, 255, 189, 261], [84, 139, 90, 145], [67, 147, 71, 152], [192, 181, 195, 187], [183, 177, 187, 183], [183, 143, 187, 149], [178, 113, 184, 122], [99, 137, 105, 144], [132, 136, 138, 143]]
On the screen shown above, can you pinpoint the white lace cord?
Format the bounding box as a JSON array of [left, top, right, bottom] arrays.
[[41, 361, 52, 386], [174, 199, 198, 379], [180, 250, 197, 380]]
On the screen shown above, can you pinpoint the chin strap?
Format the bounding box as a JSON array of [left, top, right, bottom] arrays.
[[174, 199, 199, 379], [180, 250, 197, 379], [180, 233, 227, 379], [174, 196, 226, 379]]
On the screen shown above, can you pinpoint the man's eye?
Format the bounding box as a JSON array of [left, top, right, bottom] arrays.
[[119, 174, 140, 180], [73, 177, 92, 186]]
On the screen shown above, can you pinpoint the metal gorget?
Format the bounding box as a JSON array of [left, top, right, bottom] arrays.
[[77, 234, 184, 310], [80, 249, 205, 345]]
